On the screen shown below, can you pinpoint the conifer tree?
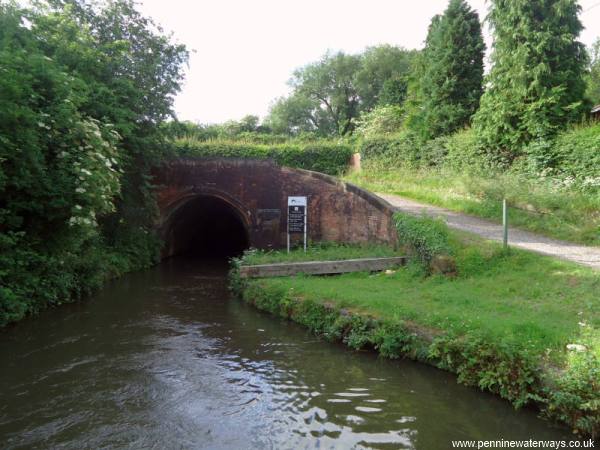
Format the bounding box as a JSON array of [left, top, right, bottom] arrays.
[[412, 0, 485, 140], [474, 0, 588, 164]]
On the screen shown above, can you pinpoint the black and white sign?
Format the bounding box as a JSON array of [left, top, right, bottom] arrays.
[[288, 205, 305, 233], [287, 196, 307, 252]]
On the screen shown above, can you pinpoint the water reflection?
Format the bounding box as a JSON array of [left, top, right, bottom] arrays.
[[0, 258, 570, 449]]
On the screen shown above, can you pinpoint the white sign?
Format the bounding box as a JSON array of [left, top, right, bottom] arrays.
[[287, 196, 308, 253], [287, 196, 307, 207]]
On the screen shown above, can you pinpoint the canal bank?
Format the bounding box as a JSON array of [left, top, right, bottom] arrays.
[[0, 257, 575, 448], [230, 240, 600, 439]]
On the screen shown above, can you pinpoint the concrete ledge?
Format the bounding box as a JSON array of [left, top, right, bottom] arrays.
[[239, 256, 407, 278]]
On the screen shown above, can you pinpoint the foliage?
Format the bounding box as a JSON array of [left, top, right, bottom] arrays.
[[410, 0, 485, 140], [0, 0, 188, 326], [162, 119, 288, 143], [266, 92, 334, 136], [355, 45, 415, 110], [238, 242, 402, 266], [393, 213, 453, 269], [174, 138, 354, 175], [353, 120, 600, 245], [358, 130, 457, 169], [232, 235, 600, 436], [266, 46, 416, 137], [523, 122, 600, 190], [429, 333, 539, 408], [358, 131, 421, 167], [586, 38, 600, 105], [473, 0, 588, 164], [346, 165, 600, 246], [544, 326, 600, 438], [355, 105, 405, 138]]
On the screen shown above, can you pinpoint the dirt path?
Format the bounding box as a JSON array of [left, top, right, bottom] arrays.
[[377, 192, 600, 271]]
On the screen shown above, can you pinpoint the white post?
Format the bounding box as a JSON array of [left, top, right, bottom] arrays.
[[304, 209, 307, 253], [503, 198, 508, 250]]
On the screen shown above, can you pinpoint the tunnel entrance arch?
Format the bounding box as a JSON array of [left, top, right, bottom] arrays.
[[154, 158, 399, 257], [161, 193, 251, 259]]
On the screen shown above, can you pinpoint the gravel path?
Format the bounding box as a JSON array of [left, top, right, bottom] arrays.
[[377, 192, 600, 271]]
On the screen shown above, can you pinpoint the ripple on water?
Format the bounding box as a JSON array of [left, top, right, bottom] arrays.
[[334, 392, 370, 397], [355, 406, 383, 413], [344, 414, 366, 425]]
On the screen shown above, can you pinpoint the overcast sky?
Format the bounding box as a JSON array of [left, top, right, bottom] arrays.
[[136, 0, 600, 124]]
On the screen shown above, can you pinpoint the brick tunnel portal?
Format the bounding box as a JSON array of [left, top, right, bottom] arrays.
[[163, 195, 250, 258]]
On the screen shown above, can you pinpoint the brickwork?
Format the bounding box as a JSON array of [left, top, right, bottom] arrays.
[[154, 158, 397, 257]]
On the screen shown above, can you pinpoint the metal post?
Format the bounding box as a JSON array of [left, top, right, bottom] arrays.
[[287, 212, 290, 254], [502, 198, 508, 250], [303, 209, 307, 253]]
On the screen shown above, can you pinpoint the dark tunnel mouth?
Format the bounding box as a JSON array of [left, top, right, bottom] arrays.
[[166, 195, 250, 259]]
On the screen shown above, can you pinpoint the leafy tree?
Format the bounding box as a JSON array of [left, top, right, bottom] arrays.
[[0, 0, 188, 326], [267, 46, 415, 137], [356, 105, 405, 138], [38, 0, 188, 258], [291, 51, 362, 136], [356, 45, 415, 109], [410, 0, 484, 140], [267, 93, 334, 136], [473, 0, 588, 164], [379, 76, 409, 106], [586, 38, 600, 105]]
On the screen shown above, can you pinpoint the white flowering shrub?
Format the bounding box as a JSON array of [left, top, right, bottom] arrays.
[[58, 119, 122, 233]]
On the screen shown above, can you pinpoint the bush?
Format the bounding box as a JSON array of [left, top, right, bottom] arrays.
[[393, 212, 453, 269], [174, 139, 354, 175], [443, 128, 488, 172], [359, 131, 421, 168], [551, 123, 600, 190], [355, 105, 405, 138]]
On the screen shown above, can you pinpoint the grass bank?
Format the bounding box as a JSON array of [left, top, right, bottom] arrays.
[[345, 166, 600, 246], [231, 238, 600, 437]]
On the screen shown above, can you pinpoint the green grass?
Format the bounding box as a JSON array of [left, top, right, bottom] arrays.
[[235, 239, 600, 435], [344, 166, 600, 246], [240, 238, 600, 361], [239, 242, 402, 265]]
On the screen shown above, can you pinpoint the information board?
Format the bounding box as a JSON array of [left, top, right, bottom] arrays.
[[287, 196, 307, 252]]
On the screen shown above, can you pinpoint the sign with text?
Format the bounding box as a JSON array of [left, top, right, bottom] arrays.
[[287, 196, 307, 252]]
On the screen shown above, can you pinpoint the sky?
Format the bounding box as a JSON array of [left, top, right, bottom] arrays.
[[135, 0, 600, 124]]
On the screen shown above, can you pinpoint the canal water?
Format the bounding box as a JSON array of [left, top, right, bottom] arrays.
[[0, 258, 571, 449]]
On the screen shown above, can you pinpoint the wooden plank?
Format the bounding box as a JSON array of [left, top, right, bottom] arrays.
[[239, 256, 407, 278]]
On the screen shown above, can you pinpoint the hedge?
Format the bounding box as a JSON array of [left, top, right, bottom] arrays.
[[174, 138, 354, 176], [358, 124, 600, 187]]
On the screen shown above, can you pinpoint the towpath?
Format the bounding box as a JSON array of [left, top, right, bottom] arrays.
[[377, 192, 600, 271]]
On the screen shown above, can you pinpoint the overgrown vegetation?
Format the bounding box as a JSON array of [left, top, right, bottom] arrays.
[[174, 138, 353, 175], [348, 124, 600, 245], [406, 0, 485, 140], [473, 0, 588, 163], [0, 1, 188, 327], [231, 234, 600, 437], [393, 213, 453, 269]]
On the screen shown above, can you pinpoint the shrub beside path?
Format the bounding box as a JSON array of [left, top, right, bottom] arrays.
[[377, 192, 600, 270]]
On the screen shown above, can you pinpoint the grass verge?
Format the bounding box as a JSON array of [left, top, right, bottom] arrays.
[[344, 166, 600, 246], [230, 239, 600, 437]]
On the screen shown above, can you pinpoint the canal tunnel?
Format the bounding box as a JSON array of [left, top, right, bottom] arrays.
[[164, 195, 249, 258]]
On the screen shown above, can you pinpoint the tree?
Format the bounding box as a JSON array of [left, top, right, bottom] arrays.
[[291, 51, 362, 136], [355, 45, 416, 109], [411, 0, 485, 140], [586, 38, 600, 105], [266, 46, 415, 137], [266, 93, 334, 136], [473, 0, 588, 164], [0, 0, 188, 325], [40, 0, 189, 255]]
